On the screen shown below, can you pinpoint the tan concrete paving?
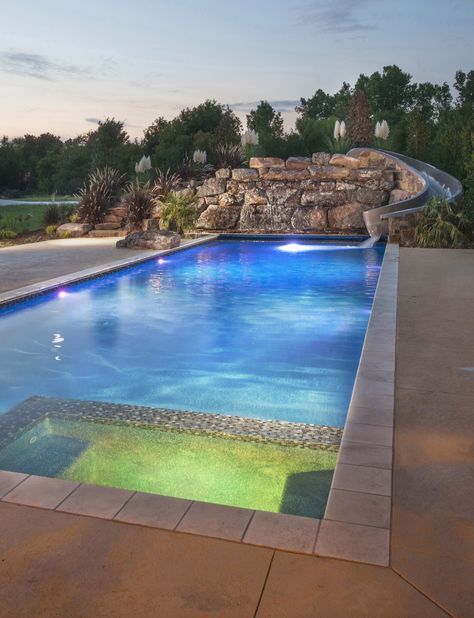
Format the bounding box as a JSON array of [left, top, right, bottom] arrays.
[[0, 246, 473, 616], [391, 248, 474, 616], [0, 503, 445, 618], [0, 238, 155, 293]]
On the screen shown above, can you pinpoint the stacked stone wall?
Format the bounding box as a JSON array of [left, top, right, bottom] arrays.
[[194, 151, 424, 234]]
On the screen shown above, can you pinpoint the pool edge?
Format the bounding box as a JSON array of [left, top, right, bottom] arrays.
[[0, 234, 218, 308], [0, 237, 397, 566]]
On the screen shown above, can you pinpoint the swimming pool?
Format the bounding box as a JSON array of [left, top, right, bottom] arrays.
[[0, 238, 384, 427]]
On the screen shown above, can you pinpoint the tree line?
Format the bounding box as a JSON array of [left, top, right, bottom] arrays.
[[1, 65, 473, 196]]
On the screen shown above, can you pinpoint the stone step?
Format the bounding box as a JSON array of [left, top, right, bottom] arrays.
[[95, 222, 121, 230], [88, 229, 125, 238], [103, 215, 124, 224], [107, 207, 127, 217]]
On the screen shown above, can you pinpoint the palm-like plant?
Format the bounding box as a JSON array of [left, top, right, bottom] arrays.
[[153, 168, 182, 200], [159, 192, 197, 235], [75, 167, 125, 225], [215, 143, 245, 169], [415, 196, 473, 248]]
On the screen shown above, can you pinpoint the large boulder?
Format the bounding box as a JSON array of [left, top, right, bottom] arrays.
[[240, 203, 294, 231], [291, 207, 328, 231], [286, 157, 311, 170], [328, 202, 365, 230], [116, 230, 180, 250], [196, 205, 240, 230], [231, 168, 259, 182], [329, 154, 360, 169], [249, 157, 285, 169], [56, 223, 92, 237], [196, 178, 227, 197], [311, 152, 331, 166]]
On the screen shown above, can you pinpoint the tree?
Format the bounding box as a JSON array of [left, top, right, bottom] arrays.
[[454, 70, 474, 111], [153, 100, 242, 170], [405, 110, 431, 160], [347, 90, 373, 147], [355, 65, 413, 119], [143, 117, 168, 155], [296, 82, 351, 120], [86, 118, 130, 171], [246, 101, 286, 155]]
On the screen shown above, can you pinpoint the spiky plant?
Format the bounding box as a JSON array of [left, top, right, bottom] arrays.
[[123, 179, 155, 229], [75, 167, 125, 225], [159, 192, 197, 235], [176, 154, 214, 181], [415, 196, 473, 248], [153, 168, 182, 200], [43, 204, 61, 226], [215, 143, 245, 169]]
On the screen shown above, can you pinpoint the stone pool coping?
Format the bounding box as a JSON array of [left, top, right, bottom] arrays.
[[0, 236, 398, 566]]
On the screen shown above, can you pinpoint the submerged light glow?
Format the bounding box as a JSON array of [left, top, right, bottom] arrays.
[[277, 242, 354, 253]]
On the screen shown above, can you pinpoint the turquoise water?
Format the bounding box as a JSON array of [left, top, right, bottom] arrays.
[[0, 239, 384, 426]]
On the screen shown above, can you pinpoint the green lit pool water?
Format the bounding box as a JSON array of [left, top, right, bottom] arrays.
[[0, 417, 336, 518]]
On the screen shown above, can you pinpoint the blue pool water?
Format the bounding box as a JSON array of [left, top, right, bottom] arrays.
[[0, 239, 384, 426]]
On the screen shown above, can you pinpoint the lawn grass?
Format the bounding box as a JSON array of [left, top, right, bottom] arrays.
[[0, 203, 75, 233]]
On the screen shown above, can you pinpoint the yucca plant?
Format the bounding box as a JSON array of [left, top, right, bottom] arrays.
[[123, 179, 155, 229], [415, 196, 473, 248], [176, 154, 214, 181], [215, 143, 245, 169], [75, 167, 125, 225], [153, 168, 182, 200], [159, 192, 197, 235]]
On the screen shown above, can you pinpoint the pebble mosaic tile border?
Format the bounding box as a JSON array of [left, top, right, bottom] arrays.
[[0, 395, 342, 451]]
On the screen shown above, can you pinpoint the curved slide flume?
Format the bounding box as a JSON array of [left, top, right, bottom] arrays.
[[348, 148, 464, 240]]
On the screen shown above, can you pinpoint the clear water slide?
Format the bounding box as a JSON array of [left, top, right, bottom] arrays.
[[347, 148, 464, 239]]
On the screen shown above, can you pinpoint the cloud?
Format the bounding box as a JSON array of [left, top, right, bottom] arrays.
[[229, 100, 300, 113], [0, 51, 88, 80], [297, 0, 376, 34]]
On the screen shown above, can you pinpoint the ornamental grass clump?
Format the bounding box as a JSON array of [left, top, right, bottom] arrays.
[[415, 196, 473, 248], [75, 167, 125, 225], [153, 168, 182, 200], [215, 143, 245, 169]]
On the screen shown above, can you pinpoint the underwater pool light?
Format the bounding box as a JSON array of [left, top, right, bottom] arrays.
[[277, 242, 352, 253], [57, 290, 69, 298]]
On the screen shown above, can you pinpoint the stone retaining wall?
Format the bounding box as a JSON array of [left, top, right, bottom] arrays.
[[194, 151, 424, 234]]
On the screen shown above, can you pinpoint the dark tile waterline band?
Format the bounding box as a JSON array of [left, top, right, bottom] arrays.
[[0, 396, 342, 451]]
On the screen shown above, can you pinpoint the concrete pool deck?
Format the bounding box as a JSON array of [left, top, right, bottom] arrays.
[[0, 236, 209, 294], [0, 244, 473, 615]]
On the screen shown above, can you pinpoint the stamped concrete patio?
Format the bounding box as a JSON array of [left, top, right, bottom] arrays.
[[0, 243, 473, 616]]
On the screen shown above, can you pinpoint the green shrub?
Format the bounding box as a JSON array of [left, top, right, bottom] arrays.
[[45, 224, 58, 235], [0, 229, 17, 239], [58, 230, 73, 239], [415, 196, 473, 248], [159, 192, 197, 234], [69, 211, 80, 223]]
